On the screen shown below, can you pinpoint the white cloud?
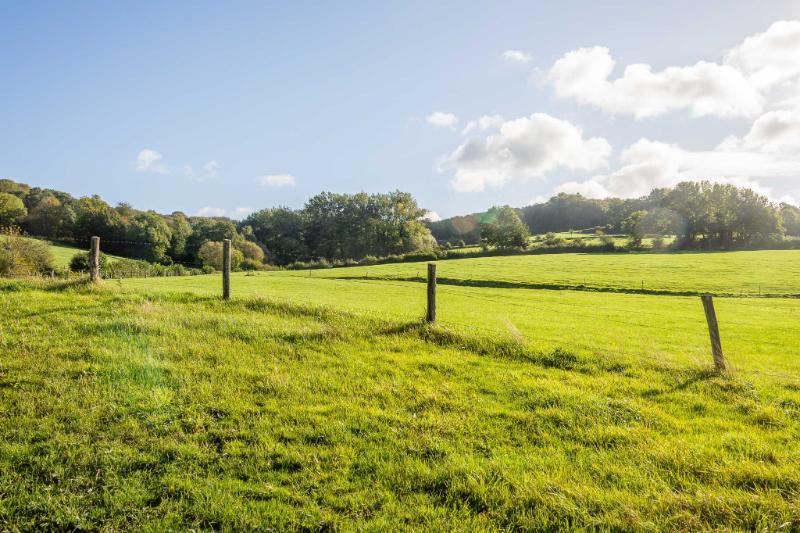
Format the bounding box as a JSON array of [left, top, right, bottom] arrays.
[[231, 207, 254, 219], [528, 195, 549, 205], [203, 160, 219, 178], [462, 114, 504, 135], [502, 50, 532, 64], [717, 109, 800, 154], [423, 210, 442, 222], [546, 21, 800, 120], [439, 113, 611, 192], [724, 20, 800, 92], [256, 174, 296, 187], [555, 137, 800, 200], [426, 111, 459, 128], [547, 46, 762, 119], [134, 148, 169, 174], [195, 206, 226, 217], [184, 160, 220, 181]]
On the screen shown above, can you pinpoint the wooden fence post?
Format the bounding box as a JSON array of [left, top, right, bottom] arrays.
[[222, 239, 231, 300], [700, 294, 727, 372], [426, 263, 436, 323], [89, 236, 100, 283]]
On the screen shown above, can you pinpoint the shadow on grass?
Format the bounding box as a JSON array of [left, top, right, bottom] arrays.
[[383, 321, 583, 370], [331, 275, 799, 299]]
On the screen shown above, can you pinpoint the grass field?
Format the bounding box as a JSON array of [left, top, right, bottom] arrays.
[[279, 249, 800, 296], [2, 250, 800, 529]]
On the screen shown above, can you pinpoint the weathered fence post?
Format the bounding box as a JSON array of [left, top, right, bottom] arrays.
[[700, 294, 727, 372], [426, 263, 436, 323], [222, 238, 232, 300], [89, 236, 100, 283]]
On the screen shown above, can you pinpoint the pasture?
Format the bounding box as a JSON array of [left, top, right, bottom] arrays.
[[2, 249, 800, 530]]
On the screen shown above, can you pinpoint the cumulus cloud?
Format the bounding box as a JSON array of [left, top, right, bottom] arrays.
[[462, 114, 504, 135], [195, 206, 226, 217], [256, 174, 296, 187], [547, 21, 800, 120], [555, 137, 800, 200], [134, 149, 169, 174], [502, 50, 531, 64], [426, 112, 459, 128], [717, 109, 800, 154], [439, 113, 611, 192], [724, 20, 800, 92], [423, 211, 442, 222], [547, 46, 762, 119]]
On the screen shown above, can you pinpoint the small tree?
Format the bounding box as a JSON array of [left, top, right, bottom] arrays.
[[198, 241, 244, 271], [481, 206, 530, 250], [0, 193, 27, 227], [622, 210, 647, 248]]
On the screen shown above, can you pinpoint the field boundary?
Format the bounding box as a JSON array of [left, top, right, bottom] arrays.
[[316, 274, 800, 299]]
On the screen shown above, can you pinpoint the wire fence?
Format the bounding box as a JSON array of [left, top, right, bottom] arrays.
[[18, 235, 799, 385]]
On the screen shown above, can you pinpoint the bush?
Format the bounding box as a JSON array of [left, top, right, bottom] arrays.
[[652, 237, 665, 249], [240, 258, 263, 271], [69, 251, 109, 273], [359, 255, 378, 266], [0, 233, 55, 276], [543, 233, 565, 247], [201, 265, 215, 274], [198, 241, 243, 271]]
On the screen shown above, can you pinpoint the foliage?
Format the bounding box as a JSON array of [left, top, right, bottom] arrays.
[[0, 192, 27, 226], [198, 241, 244, 271], [0, 230, 54, 276], [779, 203, 800, 237], [126, 211, 172, 262], [480, 206, 530, 249], [69, 251, 109, 272], [236, 240, 265, 263]]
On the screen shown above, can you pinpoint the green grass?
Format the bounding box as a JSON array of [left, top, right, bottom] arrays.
[[280, 249, 800, 296], [0, 235, 126, 269], [3, 250, 800, 529], [1, 281, 800, 530]]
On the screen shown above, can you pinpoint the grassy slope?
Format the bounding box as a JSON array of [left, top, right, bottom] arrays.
[[0, 236, 125, 269], [1, 282, 799, 530], [275, 250, 800, 296]]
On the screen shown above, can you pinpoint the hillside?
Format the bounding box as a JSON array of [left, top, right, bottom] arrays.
[[1, 279, 799, 529], [0, 235, 127, 270]]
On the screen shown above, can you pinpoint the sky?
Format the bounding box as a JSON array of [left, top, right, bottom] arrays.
[[2, 1, 800, 220]]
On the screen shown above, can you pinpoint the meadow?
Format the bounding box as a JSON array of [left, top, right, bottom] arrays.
[[277, 249, 800, 296], [2, 250, 800, 530]]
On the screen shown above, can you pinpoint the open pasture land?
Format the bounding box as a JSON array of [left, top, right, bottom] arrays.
[[277, 249, 800, 296], [2, 280, 800, 530]]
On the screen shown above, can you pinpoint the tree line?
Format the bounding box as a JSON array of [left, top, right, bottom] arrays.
[[431, 181, 800, 250], [0, 179, 435, 268]]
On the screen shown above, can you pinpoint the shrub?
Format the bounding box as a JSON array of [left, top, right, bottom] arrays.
[[69, 251, 109, 273], [359, 255, 378, 266], [240, 258, 263, 271], [543, 233, 565, 247], [198, 241, 243, 271], [201, 265, 215, 274], [0, 232, 55, 276], [652, 237, 665, 249]]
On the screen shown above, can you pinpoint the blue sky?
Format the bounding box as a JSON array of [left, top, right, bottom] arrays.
[[2, 1, 800, 220]]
